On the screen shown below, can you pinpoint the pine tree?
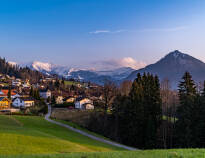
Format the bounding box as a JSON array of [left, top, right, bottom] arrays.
[[7, 86, 11, 100], [30, 86, 34, 97], [122, 73, 162, 149], [175, 72, 197, 147], [51, 96, 56, 105]]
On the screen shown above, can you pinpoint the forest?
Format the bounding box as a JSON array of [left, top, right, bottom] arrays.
[[87, 72, 205, 149]]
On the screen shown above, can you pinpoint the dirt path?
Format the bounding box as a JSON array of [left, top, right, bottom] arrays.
[[45, 104, 136, 151]]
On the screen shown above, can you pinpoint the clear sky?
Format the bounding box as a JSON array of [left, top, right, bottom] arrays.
[[1, 0, 205, 69]]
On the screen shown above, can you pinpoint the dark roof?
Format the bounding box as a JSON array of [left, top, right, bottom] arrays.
[[63, 96, 75, 101], [13, 97, 34, 102], [0, 97, 9, 101], [75, 97, 88, 102], [21, 97, 35, 101], [40, 89, 50, 92]]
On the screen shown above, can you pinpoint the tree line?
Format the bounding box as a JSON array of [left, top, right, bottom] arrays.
[[88, 71, 205, 149]]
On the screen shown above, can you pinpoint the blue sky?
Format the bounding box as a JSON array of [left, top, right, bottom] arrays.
[[0, 0, 205, 69]]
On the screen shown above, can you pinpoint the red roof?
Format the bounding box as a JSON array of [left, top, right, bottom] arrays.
[[0, 90, 17, 97]]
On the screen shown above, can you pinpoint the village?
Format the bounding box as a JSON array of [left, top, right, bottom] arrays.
[[0, 73, 102, 114]]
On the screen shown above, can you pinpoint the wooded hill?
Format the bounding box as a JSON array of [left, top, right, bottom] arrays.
[[0, 57, 44, 83]]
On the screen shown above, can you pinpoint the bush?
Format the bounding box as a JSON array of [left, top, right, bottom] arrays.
[[53, 102, 74, 108]]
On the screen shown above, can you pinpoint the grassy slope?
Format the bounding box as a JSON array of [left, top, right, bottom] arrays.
[[0, 115, 122, 156], [1, 115, 205, 158], [2, 149, 205, 158], [53, 119, 112, 141], [64, 81, 80, 86]]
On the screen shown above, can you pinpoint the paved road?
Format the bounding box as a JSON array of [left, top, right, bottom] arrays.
[[45, 104, 136, 151]]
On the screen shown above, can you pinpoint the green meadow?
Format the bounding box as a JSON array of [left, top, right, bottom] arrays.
[[1, 115, 205, 158], [0, 115, 122, 156]]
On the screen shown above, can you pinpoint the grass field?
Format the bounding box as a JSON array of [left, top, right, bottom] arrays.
[[64, 81, 81, 86], [53, 119, 112, 141], [1, 149, 205, 158], [0, 115, 122, 156], [1, 115, 205, 158]]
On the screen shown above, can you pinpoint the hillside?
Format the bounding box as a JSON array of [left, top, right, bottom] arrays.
[[1, 114, 205, 157], [0, 115, 122, 156], [126, 50, 205, 88], [1, 57, 44, 83]]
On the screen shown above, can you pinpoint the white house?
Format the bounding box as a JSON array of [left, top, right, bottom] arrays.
[[40, 89, 51, 99], [12, 97, 35, 108], [12, 79, 22, 87], [74, 97, 94, 110], [56, 96, 64, 104]]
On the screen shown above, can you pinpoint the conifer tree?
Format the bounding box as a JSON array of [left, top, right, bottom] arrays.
[[175, 72, 197, 147], [7, 86, 11, 100], [29, 86, 34, 97], [123, 73, 162, 149]]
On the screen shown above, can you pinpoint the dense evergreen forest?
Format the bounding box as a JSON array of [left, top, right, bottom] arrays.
[[0, 57, 44, 83], [88, 72, 205, 149]]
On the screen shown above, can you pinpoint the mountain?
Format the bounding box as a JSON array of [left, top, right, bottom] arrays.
[[23, 61, 135, 85], [126, 50, 205, 88]]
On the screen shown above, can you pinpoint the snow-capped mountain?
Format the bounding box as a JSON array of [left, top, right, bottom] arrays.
[[19, 61, 135, 85]]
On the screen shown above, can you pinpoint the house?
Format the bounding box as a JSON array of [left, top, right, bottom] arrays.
[[12, 80, 21, 87], [64, 96, 75, 103], [76, 83, 82, 88], [40, 89, 51, 99], [22, 82, 30, 88], [0, 97, 11, 110], [0, 89, 20, 99], [12, 97, 35, 108], [74, 97, 94, 110], [83, 103, 95, 110], [56, 96, 64, 104]]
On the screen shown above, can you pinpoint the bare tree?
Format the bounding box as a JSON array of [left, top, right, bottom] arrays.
[[102, 80, 118, 114], [160, 78, 179, 148], [119, 80, 132, 96]]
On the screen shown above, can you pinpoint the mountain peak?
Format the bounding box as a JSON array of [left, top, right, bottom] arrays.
[[166, 50, 187, 58], [126, 50, 205, 89]]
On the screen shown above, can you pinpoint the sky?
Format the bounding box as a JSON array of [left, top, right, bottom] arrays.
[[1, 0, 205, 69]]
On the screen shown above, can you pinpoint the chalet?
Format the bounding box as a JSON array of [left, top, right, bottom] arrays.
[[40, 89, 51, 99], [0, 97, 11, 110], [56, 96, 64, 104], [12, 97, 35, 108], [74, 97, 94, 110]]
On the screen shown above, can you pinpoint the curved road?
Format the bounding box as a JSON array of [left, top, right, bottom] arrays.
[[45, 104, 136, 151]]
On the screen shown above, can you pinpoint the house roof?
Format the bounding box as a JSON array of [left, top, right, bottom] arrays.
[[21, 97, 35, 101], [75, 97, 91, 102], [0, 97, 10, 102], [13, 97, 34, 102], [40, 89, 50, 93], [0, 89, 17, 97], [75, 97, 85, 102], [63, 96, 75, 101]]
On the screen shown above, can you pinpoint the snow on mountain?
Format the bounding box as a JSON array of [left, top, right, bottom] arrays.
[[31, 61, 53, 72], [16, 61, 135, 85], [8, 61, 18, 66]]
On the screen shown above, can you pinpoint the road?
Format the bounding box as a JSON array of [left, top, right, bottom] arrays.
[[45, 104, 136, 151]]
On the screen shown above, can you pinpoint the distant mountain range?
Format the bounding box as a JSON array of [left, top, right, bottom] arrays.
[[18, 61, 135, 85], [126, 50, 205, 88], [9, 50, 205, 88]]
